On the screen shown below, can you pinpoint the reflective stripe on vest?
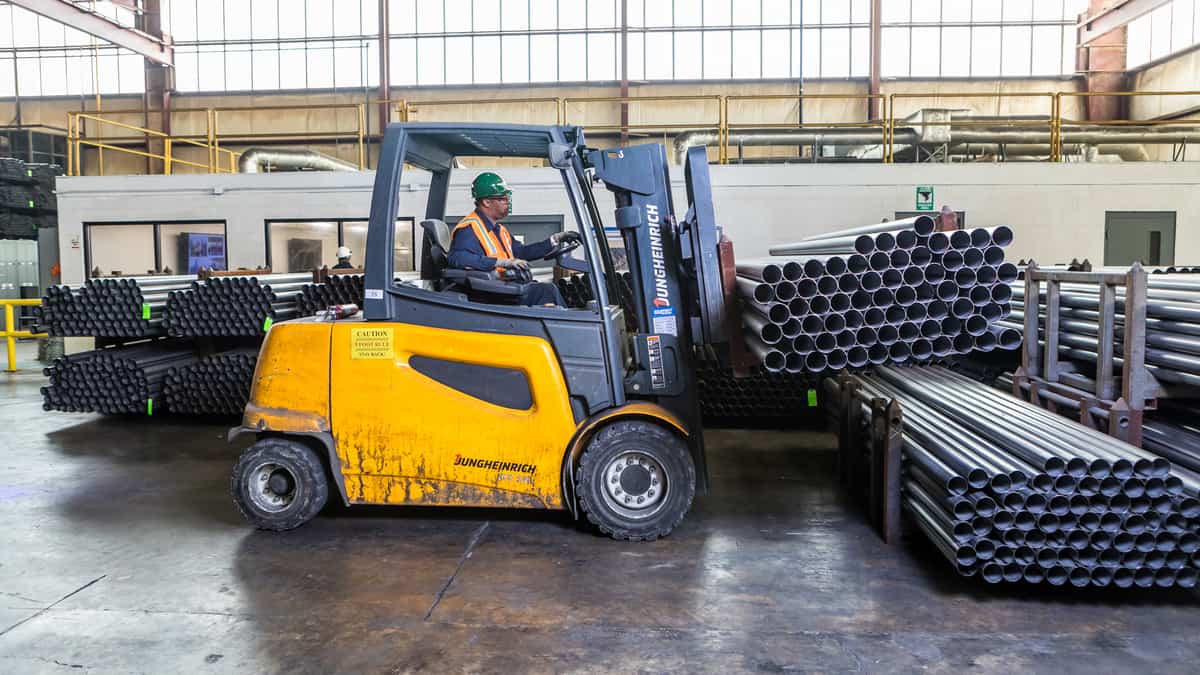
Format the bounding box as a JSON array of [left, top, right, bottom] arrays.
[[453, 211, 514, 271]]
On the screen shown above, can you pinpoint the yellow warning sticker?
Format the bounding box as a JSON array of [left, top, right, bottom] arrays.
[[350, 327, 394, 359]]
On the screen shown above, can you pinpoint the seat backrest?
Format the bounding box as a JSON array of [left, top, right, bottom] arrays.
[[420, 219, 452, 276]]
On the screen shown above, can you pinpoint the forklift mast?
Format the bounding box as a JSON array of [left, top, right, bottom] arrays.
[[586, 142, 732, 478], [587, 144, 730, 360]]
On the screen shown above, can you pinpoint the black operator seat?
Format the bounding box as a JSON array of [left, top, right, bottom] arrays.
[[419, 219, 525, 301]]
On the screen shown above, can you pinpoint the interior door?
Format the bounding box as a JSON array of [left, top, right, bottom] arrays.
[[1104, 212, 1176, 267]]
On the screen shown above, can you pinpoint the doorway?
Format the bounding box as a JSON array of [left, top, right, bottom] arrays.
[[1104, 212, 1176, 267]]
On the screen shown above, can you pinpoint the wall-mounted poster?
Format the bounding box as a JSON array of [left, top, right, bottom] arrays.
[[179, 233, 227, 273]]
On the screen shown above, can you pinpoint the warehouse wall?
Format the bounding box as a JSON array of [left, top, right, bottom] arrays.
[[1128, 47, 1200, 162], [1131, 47, 1200, 116], [3, 77, 1084, 173], [55, 160, 1200, 286]]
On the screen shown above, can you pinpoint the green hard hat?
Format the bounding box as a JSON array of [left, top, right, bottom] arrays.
[[471, 172, 511, 200]]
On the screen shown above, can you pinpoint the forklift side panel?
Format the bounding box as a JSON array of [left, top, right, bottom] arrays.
[[329, 320, 577, 509], [241, 320, 333, 434], [544, 319, 615, 420]]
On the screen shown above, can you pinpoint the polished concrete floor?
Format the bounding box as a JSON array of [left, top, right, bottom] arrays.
[[1, 344, 1198, 673]]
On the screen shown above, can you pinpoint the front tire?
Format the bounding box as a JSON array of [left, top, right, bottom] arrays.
[[575, 420, 696, 541], [231, 437, 329, 531]]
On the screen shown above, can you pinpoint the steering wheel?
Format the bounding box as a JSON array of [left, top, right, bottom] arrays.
[[540, 236, 583, 261]]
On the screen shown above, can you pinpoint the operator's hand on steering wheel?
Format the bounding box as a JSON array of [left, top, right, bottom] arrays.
[[543, 232, 583, 261]]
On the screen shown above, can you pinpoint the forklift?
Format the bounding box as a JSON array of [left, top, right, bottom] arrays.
[[228, 123, 735, 541]]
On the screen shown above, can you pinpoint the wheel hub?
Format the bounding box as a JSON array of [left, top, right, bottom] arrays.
[[603, 452, 666, 515], [268, 470, 295, 495], [248, 462, 298, 513]]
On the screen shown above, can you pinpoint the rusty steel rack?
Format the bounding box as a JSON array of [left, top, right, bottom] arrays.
[[1011, 261, 1160, 447], [823, 373, 903, 544]]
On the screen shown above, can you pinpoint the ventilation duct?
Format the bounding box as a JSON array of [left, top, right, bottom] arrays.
[[238, 148, 359, 173]]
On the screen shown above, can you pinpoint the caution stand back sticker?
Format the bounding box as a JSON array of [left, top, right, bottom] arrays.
[[350, 327, 394, 359]]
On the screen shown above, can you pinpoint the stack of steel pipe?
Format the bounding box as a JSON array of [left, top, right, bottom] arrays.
[[299, 274, 365, 315], [555, 274, 594, 308], [554, 271, 634, 309], [696, 363, 817, 424], [1005, 275, 1200, 389], [162, 348, 259, 416], [855, 365, 1200, 587], [35, 275, 197, 338], [994, 373, 1200, 479], [40, 341, 198, 414], [997, 272, 1200, 486], [164, 273, 312, 337], [738, 216, 1018, 374]]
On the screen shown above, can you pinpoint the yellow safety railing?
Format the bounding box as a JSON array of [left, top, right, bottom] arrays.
[[888, 92, 1060, 162], [2, 299, 42, 372], [68, 111, 240, 176], [68, 103, 365, 175], [722, 93, 890, 164], [400, 97, 562, 125], [63, 89, 1200, 173], [562, 95, 724, 146], [1054, 90, 1200, 162], [210, 103, 367, 170]]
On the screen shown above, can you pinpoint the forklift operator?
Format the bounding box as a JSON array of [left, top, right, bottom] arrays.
[[448, 172, 576, 306]]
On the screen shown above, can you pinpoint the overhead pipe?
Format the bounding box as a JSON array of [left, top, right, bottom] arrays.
[[238, 148, 359, 173]]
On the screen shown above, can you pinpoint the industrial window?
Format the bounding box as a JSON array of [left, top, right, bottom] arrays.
[[0, 0, 1098, 98], [265, 219, 415, 273], [83, 221, 227, 279], [0, 2, 146, 96], [1127, 0, 1200, 68], [879, 0, 1086, 78], [387, 0, 826, 84]]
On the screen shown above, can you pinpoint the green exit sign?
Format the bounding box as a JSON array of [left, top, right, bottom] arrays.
[[915, 186, 935, 211]]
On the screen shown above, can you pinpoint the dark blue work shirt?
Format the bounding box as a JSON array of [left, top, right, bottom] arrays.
[[447, 212, 554, 270]]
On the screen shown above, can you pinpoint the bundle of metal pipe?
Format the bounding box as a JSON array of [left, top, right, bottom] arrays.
[[163, 273, 312, 337], [35, 275, 198, 338], [555, 274, 594, 308], [162, 348, 259, 416], [739, 218, 1017, 373], [696, 363, 818, 424], [994, 373, 1200, 479], [299, 274, 365, 315], [41, 341, 198, 415], [554, 271, 634, 309], [855, 365, 1200, 587], [994, 267, 1200, 495]]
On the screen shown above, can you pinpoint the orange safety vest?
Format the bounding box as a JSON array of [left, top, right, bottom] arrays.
[[453, 211, 515, 272]]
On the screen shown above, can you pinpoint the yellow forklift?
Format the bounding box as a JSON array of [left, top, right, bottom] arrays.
[[228, 123, 735, 540]]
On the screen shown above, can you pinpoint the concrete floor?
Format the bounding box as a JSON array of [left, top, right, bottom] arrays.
[[1, 343, 1199, 673]]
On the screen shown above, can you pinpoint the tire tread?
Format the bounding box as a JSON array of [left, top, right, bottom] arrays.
[[574, 420, 695, 542]]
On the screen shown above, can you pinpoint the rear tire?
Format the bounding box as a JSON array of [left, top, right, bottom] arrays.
[[575, 420, 696, 542], [231, 437, 329, 531]]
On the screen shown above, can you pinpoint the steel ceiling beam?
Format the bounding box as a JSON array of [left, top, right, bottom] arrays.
[[7, 0, 172, 65], [1077, 0, 1172, 45]]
